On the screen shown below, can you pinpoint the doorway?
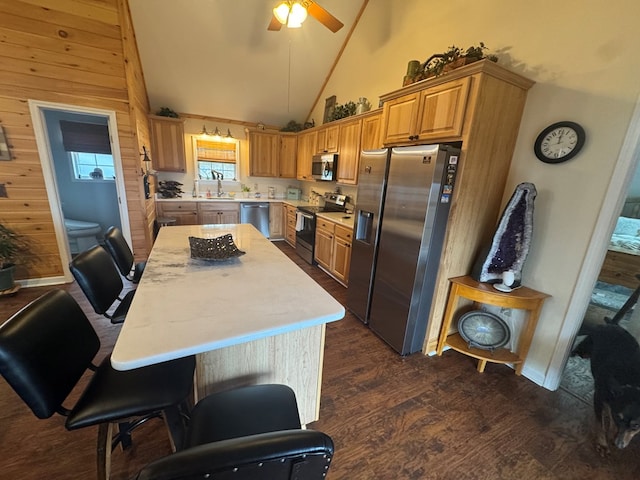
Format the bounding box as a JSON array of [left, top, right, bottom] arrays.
[[29, 100, 131, 282], [560, 162, 640, 402], [544, 97, 640, 390]]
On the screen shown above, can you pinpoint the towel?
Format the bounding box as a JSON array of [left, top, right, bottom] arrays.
[[295, 212, 304, 232]]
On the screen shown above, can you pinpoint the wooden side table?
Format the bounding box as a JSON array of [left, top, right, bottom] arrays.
[[436, 275, 550, 375]]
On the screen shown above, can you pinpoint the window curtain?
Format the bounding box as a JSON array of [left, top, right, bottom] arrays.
[[60, 120, 111, 154]]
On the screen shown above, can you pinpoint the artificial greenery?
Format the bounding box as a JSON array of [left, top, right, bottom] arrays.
[[419, 42, 498, 80], [156, 107, 179, 118], [281, 120, 304, 132], [329, 101, 357, 121]]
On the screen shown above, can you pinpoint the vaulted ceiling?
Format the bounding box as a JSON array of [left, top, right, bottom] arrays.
[[128, 0, 367, 128]]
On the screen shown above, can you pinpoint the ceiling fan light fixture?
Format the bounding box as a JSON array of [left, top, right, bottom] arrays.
[[273, 1, 307, 28], [288, 2, 307, 27], [273, 2, 291, 24]]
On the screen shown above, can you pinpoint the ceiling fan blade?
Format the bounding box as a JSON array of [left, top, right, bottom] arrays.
[[306, 1, 344, 32], [267, 14, 283, 31]]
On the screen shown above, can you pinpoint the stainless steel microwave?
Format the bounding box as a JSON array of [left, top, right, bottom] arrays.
[[312, 153, 337, 181]]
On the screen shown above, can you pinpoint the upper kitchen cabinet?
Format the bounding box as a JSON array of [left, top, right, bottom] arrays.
[[249, 131, 297, 178], [149, 115, 186, 172], [336, 118, 362, 185], [381, 77, 470, 145], [360, 110, 382, 151], [316, 124, 339, 153], [249, 131, 278, 177], [297, 129, 317, 181], [279, 134, 297, 178]]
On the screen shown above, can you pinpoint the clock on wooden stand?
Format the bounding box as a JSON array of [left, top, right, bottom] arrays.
[[534, 121, 586, 164]]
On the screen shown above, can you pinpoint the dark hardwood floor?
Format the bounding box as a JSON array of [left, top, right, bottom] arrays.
[[1, 241, 639, 479]]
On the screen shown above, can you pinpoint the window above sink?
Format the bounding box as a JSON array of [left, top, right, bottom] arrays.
[[193, 137, 239, 181]]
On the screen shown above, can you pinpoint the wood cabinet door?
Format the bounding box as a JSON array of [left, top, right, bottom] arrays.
[[158, 202, 198, 225], [296, 131, 316, 181], [285, 205, 297, 246], [361, 112, 382, 151], [162, 209, 198, 225], [381, 92, 420, 145], [249, 132, 278, 177], [314, 227, 333, 270], [316, 124, 339, 153], [219, 210, 239, 224], [416, 77, 470, 141], [279, 135, 297, 178], [336, 119, 362, 185], [150, 116, 186, 172], [332, 225, 353, 283], [199, 210, 219, 224], [269, 202, 285, 239], [332, 235, 352, 284]]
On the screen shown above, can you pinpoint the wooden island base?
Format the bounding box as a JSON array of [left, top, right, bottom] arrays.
[[195, 324, 325, 425]]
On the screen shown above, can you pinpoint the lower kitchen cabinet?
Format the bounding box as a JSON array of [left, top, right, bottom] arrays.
[[269, 202, 285, 240], [156, 201, 198, 225], [314, 217, 353, 286], [332, 225, 353, 284], [314, 219, 334, 271], [284, 204, 297, 246], [198, 202, 239, 224]]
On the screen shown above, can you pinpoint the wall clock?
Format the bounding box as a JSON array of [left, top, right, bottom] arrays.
[[534, 121, 585, 164]]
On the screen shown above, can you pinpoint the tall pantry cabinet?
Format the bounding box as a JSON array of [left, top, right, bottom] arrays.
[[378, 60, 535, 354]]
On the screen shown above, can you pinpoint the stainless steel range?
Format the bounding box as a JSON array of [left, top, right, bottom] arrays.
[[295, 192, 347, 264]]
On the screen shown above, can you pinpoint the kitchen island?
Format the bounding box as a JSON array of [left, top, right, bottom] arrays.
[[111, 224, 345, 424]]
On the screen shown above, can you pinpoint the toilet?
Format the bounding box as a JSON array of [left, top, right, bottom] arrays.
[[64, 218, 102, 254]]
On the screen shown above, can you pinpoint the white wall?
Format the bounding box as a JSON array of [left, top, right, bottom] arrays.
[[308, 0, 640, 386]]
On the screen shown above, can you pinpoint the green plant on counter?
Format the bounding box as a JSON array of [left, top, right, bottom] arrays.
[[241, 184, 251, 192]]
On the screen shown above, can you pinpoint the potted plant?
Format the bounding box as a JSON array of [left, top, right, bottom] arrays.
[[0, 223, 29, 291], [421, 42, 498, 80], [241, 185, 251, 198]]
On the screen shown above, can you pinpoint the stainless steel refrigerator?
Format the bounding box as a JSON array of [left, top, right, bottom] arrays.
[[347, 144, 460, 355]]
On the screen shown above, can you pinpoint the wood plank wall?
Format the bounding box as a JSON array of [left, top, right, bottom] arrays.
[[0, 0, 152, 282]]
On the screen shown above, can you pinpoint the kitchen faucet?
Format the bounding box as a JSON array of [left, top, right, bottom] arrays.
[[211, 170, 224, 197]]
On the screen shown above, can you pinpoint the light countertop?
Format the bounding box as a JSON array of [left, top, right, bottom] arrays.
[[157, 196, 299, 203], [317, 211, 355, 229], [110, 224, 345, 370]]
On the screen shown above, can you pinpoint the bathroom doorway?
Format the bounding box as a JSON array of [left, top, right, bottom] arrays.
[[29, 100, 131, 282]]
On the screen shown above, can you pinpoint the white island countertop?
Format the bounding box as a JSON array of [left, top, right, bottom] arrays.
[[111, 224, 345, 370]]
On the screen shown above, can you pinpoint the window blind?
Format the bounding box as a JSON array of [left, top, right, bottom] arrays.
[[196, 139, 236, 164], [60, 120, 111, 154]]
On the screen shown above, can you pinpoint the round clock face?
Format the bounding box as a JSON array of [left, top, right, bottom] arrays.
[[457, 310, 510, 351], [534, 121, 585, 164]]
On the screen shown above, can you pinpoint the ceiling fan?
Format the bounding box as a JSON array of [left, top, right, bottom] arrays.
[[268, 0, 344, 33]]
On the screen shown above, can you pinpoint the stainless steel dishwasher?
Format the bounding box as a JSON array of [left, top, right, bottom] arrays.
[[240, 202, 270, 238]]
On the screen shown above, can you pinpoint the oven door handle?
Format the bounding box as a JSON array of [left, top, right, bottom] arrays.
[[298, 212, 314, 220]]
